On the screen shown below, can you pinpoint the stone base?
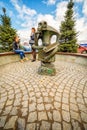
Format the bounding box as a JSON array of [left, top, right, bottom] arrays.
[[38, 62, 56, 76]]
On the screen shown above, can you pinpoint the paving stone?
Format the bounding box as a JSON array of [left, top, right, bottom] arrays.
[[4, 116, 18, 130], [62, 104, 69, 111], [8, 94, 14, 100], [49, 92, 55, 97], [63, 121, 72, 130], [29, 92, 35, 97], [77, 97, 84, 104], [77, 92, 83, 98], [29, 103, 36, 112], [21, 108, 28, 117], [44, 97, 53, 103], [54, 96, 61, 102], [57, 88, 64, 93], [53, 110, 61, 122], [70, 97, 77, 104], [30, 97, 36, 103], [37, 103, 45, 111], [52, 122, 61, 130], [22, 95, 29, 101], [81, 112, 87, 123], [70, 93, 76, 98], [27, 111, 37, 122], [26, 123, 36, 130], [8, 89, 14, 94], [54, 101, 61, 109], [71, 120, 81, 130], [3, 106, 12, 115], [40, 87, 46, 92], [40, 121, 51, 130], [34, 85, 39, 90], [22, 101, 28, 108], [78, 104, 87, 113], [17, 118, 25, 130], [15, 93, 22, 99], [70, 111, 81, 122], [37, 97, 43, 103], [62, 97, 69, 104], [0, 97, 7, 103], [70, 103, 79, 112], [62, 110, 70, 122], [1, 94, 7, 99], [6, 99, 13, 106], [0, 116, 7, 128], [63, 93, 69, 98], [45, 104, 53, 110], [14, 99, 21, 106], [38, 111, 47, 121], [42, 92, 48, 96], [10, 107, 18, 115], [35, 92, 41, 98]]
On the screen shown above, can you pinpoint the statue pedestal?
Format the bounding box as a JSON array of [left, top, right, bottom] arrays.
[[38, 62, 56, 76]]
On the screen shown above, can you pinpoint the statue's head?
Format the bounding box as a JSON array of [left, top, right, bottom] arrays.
[[37, 21, 47, 32], [37, 21, 59, 46]]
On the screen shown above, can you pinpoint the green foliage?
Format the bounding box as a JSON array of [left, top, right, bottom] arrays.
[[58, 43, 78, 53], [0, 7, 17, 53], [59, 0, 78, 53], [0, 8, 11, 27]]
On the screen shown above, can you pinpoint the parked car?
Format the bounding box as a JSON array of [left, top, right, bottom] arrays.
[[78, 45, 87, 54]]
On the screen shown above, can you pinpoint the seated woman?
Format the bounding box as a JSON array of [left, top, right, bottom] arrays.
[[13, 36, 28, 63]]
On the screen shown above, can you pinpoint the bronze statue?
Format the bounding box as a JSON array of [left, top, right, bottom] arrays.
[[32, 21, 59, 76]]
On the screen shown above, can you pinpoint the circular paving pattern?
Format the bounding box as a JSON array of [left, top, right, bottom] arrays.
[[0, 60, 87, 130]]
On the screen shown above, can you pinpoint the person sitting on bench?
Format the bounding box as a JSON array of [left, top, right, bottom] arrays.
[[13, 36, 28, 63]]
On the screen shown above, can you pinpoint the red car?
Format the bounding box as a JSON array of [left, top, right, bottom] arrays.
[[78, 45, 87, 54]]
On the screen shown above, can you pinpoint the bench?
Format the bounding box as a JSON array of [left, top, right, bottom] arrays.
[[0, 52, 32, 66], [0, 52, 87, 66]]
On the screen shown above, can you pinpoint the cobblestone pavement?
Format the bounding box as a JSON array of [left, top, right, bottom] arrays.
[[0, 60, 87, 130]]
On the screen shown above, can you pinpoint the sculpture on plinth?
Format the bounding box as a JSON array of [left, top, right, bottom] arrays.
[[32, 21, 59, 76]]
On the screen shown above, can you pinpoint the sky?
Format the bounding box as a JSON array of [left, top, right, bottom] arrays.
[[0, 0, 87, 43]]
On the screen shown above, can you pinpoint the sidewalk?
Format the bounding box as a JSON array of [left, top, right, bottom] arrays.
[[0, 60, 87, 130]]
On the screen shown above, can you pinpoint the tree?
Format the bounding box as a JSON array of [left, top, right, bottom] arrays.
[[59, 0, 78, 52], [0, 7, 11, 27], [0, 7, 17, 52]]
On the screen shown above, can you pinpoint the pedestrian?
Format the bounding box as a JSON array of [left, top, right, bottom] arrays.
[[13, 36, 28, 63], [29, 27, 36, 62]]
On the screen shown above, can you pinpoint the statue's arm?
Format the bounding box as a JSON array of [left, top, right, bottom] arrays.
[[44, 46, 58, 61], [32, 45, 43, 50]]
